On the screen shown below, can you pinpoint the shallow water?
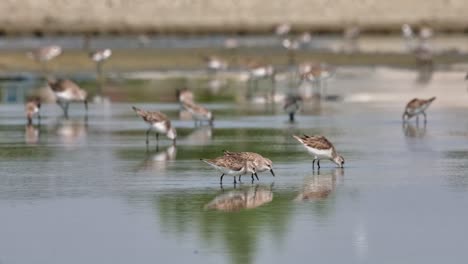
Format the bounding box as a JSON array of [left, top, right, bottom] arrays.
[[1, 67, 468, 264]]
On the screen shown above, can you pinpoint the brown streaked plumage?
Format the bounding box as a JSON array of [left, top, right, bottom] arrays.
[[132, 106, 177, 144], [293, 135, 344, 169], [176, 87, 194, 104], [223, 150, 274, 182], [284, 94, 302, 122], [402, 97, 436, 122], [201, 155, 256, 185], [48, 79, 88, 118], [182, 100, 213, 126], [25, 98, 41, 125], [27, 45, 62, 63]]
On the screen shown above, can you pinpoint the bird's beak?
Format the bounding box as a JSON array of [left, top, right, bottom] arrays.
[[270, 169, 275, 177]]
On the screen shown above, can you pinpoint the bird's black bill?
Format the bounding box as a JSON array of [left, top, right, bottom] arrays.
[[270, 169, 275, 177]]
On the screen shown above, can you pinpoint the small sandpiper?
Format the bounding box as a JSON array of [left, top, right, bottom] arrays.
[[176, 87, 194, 104], [48, 79, 88, 118], [293, 135, 344, 169], [203, 56, 228, 72], [248, 62, 275, 80], [402, 97, 436, 123], [27, 45, 62, 63], [201, 155, 256, 185], [132, 106, 177, 145], [25, 97, 41, 125], [90, 49, 112, 63], [223, 151, 275, 182], [284, 95, 302, 122], [182, 100, 214, 126], [275, 23, 291, 37]]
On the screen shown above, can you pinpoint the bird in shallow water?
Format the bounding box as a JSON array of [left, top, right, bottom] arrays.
[[293, 135, 345, 169], [201, 155, 256, 185], [25, 97, 41, 125], [48, 79, 88, 118], [223, 151, 275, 183], [283, 94, 302, 122], [132, 106, 177, 145], [402, 97, 436, 123], [182, 100, 214, 126]]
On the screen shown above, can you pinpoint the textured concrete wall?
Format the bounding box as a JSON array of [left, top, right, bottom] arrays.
[[0, 0, 467, 34]]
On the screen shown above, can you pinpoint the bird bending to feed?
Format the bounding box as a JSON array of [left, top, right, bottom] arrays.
[[48, 79, 88, 118], [402, 97, 436, 123], [293, 135, 344, 169], [132, 106, 177, 145], [25, 97, 41, 125], [223, 150, 275, 182], [182, 100, 214, 126], [284, 95, 302, 122], [201, 155, 256, 185]]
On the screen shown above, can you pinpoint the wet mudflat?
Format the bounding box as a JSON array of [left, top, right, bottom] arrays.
[[1, 65, 468, 264]]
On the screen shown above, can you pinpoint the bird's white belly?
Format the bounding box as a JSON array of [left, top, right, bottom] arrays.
[[55, 91, 74, 101], [209, 163, 243, 176], [152, 122, 168, 133], [305, 146, 333, 159]]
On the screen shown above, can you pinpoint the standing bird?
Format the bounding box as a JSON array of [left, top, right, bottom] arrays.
[[132, 106, 177, 145], [223, 151, 275, 183], [25, 97, 41, 125], [275, 23, 291, 37], [402, 97, 436, 123], [293, 135, 345, 169], [27, 45, 62, 75], [48, 79, 88, 118], [203, 56, 228, 72], [284, 94, 302, 122], [201, 155, 256, 185], [182, 100, 214, 126], [89, 48, 112, 78]]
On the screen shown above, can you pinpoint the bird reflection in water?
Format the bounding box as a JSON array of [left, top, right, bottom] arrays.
[[294, 169, 342, 202], [25, 124, 40, 145], [184, 125, 212, 146], [54, 117, 88, 148], [138, 145, 177, 172], [402, 122, 427, 138], [204, 185, 273, 212]]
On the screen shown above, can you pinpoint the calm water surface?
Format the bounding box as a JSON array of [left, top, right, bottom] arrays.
[[1, 67, 468, 264]]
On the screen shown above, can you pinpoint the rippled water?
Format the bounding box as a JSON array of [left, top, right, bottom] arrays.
[[1, 66, 468, 264]]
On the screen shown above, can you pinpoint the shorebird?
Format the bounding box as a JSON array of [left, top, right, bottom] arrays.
[[203, 56, 228, 72], [223, 151, 275, 182], [25, 97, 41, 125], [401, 24, 434, 66], [89, 49, 112, 76], [282, 38, 300, 65], [201, 155, 256, 185], [275, 23, 291, 37], [27, 45, 62, 63], [300, 64, 334, 97], [48, 79, 88, 118], [293, 135, 345, 169], [27, 45, 62, 74], [284, 94, 302, 122], [182, 100, 214, 126], [402, 97, 436, 123], [176, 87, 194, 104], [132, 106, 177, 145], [343, 25, 360, 53]]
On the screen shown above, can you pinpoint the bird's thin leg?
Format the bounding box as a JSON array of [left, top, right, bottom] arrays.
[[84, 100, 88, 112], [233, 176, 237, 184], [238, 175, 242, 182], [219, 173, 225, 184], [254, 172, 259, 181], [64, 102, 70, 119], [312, 159, 316, 169], [422, 111, 427, 123], [146, 128, 151, 145], [251, 174, 255, 184], [155, 133, 159, 142], [317, 159, 321, 169]]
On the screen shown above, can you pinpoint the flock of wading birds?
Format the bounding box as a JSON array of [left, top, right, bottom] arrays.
[[23, 23, 441, 185]]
